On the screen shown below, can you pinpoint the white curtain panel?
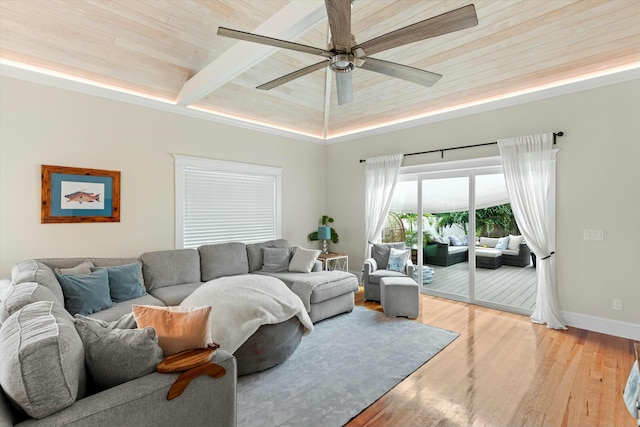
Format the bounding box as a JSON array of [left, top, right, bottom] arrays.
[[364, 154, 404, 261], [498, 134, 566, 330]]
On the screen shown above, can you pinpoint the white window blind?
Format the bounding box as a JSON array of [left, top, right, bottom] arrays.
[[175, 155, 282, 249]]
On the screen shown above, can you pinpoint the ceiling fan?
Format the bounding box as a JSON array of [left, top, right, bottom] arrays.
[[217, 1, 478, 105]]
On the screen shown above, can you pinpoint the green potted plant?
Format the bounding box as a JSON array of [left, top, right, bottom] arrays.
[[308, 215, 339, 244]]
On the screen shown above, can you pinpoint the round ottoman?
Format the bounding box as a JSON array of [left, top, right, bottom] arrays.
[[380, 277, 420, 318], [233, 316, 304, 376]]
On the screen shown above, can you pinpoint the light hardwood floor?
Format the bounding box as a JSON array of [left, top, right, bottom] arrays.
[[348, 288, 636, 427]]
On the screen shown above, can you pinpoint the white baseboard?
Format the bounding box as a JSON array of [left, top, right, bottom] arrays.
[[561, 310, 640, 341]]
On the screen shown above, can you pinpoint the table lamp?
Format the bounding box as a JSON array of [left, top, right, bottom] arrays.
[[318, 226, 331, 254]]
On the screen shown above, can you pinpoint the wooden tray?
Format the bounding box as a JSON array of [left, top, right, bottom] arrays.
[[157, 343, 220, 373]]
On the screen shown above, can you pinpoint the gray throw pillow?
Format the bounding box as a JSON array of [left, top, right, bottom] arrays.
[[57, 269, 115, 316], [74, 312, 138, 330], [54, 260, 95, 276], [261, 247, 290, 272], [91, 262, 147, 302], [74, 317, 163, 390], [0, 301, 86, 419]]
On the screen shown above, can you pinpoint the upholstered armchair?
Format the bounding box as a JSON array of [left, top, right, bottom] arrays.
[[362, 243, 416, 302]]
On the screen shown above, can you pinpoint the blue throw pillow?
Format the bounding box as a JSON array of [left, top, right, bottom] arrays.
[[57, 268, 114, 316], [92, 262, 147, 303], [387, 247, 410, 272], [495, 236, 510, 250]]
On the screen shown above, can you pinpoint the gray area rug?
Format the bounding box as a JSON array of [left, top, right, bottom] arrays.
[[237, 306, 459, 427]]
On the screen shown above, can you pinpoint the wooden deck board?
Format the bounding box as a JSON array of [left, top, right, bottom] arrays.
[[421, 261, 537, 311]]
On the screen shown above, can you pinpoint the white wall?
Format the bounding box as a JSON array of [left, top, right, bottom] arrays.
[[325, 78, 640, 326], [0, 76, 326, 276]]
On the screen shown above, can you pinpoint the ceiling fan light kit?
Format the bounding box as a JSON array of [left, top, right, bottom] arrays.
[[217, 1, 478, 105]]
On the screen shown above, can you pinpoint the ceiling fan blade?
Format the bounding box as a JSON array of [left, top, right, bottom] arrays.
[[218, 27, 333, 58], [354, 4, 478, 56], [257, 60, 329, 90], [325, 0, 352, 52], [335, 72, 353, 105], [359, 57, 442, 87]]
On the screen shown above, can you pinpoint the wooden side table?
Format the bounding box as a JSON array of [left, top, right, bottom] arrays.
[[317, 253, 348, 272]]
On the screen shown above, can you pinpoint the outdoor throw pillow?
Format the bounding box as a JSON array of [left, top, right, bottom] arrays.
[[74, 316, 163, 390], [508, 234, 524, 251], [449, 235, 463, 246], [132, 305, 212, 356], [92, 262, 147, 302], [261, 247, 291, 272], [54, 260, 95, 276], [288, 247, 321, 273], [387, 247, 410, 272], [495, 236, 510, 250], [57, 268, 115, 316]]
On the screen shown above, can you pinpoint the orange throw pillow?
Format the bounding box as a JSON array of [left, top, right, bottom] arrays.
[[132, 305, 212, 356]]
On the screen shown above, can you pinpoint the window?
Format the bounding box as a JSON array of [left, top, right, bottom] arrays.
[[174, 155, 281, 249]]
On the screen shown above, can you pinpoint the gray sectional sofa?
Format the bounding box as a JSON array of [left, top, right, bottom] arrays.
[[0, 239, 358, 427]]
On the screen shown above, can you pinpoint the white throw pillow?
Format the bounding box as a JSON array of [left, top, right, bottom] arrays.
[[288, 247, 321, 273], [387, 247, 410, 272], [508, 235, 524, 251]]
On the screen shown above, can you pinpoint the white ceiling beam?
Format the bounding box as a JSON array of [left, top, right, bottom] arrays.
[[176, 0, 327, 107]]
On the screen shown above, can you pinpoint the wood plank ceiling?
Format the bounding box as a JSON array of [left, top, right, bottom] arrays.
[[1, 0, 639, 141]]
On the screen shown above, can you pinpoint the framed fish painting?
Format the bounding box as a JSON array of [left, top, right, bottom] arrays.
[[41, 165, 120, 223]]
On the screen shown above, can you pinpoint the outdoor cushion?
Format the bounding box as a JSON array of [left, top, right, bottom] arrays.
[[140, 249, 200, 291], [495, 236, 510, 250], [448, 246, 468, 255], [479, 237, 500, 248], [0, 301, 86, 419], [508, 235, 525, 251], [199, 242, 249, 281]]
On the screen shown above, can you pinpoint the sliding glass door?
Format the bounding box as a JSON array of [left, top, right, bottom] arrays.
[[388, 157, 540, 315]]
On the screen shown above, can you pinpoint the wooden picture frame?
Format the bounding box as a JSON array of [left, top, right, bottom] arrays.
[[41, 165, 120, 223]]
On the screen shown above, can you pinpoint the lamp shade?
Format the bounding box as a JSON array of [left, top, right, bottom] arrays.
[[317, 226, 331, 240]]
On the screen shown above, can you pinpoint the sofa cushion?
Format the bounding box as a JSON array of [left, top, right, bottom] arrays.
[[199, 242, 249, 281], [132, 305, 212, 356], [259, 247, 290, 272], [479, 237, 500, 248], [508, 235, 525, 251], [495, 236, 510, 250], [74, 316, 163, 390], [367, 269, 407, 285], [372, 243, 405, 269], [87, 293, 165, 322], [11, 260, 64, 305], [288, 247, 321, 273], [148, 282, 203, 306], [57, 269, 115, 316], [0, 282, 60, 324], [92, 262, 147, 302], [54, 260, 94, 276], [0, 301, 86, 419], [246, 239, 289, 273], [140, 249, 201, 291]]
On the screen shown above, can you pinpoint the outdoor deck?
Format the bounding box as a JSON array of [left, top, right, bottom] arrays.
[[421, 261, 537, 311]]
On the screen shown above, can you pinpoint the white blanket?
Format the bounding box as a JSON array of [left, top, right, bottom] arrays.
[[180, 274, 313, 354]]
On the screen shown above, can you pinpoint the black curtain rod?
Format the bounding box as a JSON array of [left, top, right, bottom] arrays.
[[358, 131, 564, 163]]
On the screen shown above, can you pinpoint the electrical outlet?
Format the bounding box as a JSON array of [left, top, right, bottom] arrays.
[[612, 299, 623, 311], [584, 229, 604, 240]]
